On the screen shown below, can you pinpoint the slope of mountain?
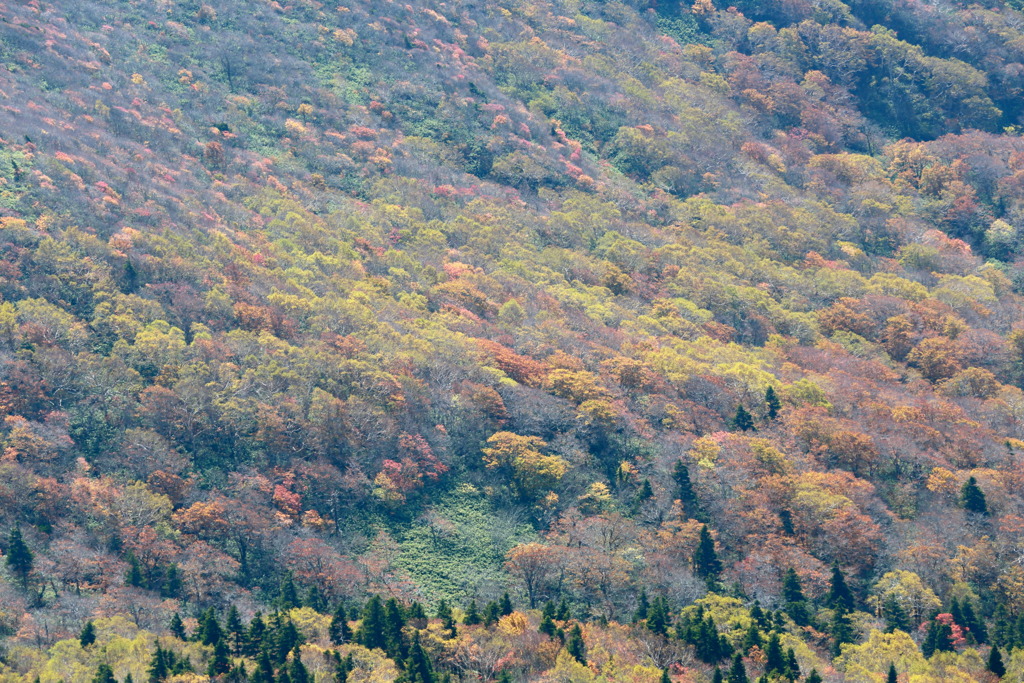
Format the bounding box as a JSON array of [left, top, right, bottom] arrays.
[[3, 0, 1024, 680]]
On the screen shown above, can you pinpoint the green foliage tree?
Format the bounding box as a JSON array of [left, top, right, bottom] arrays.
[[93, 664, 116, 683], [693, 525, 722, 586], [5, 526, 33, 588], [356, 596, 387, 652], [886, 663, 898, 683], [827, 566, 855, 612], [765, 386, 781, 420], [727, 653, 748, 683], [961, 476, 989, 515], [80, 621, 96, 648], [988, 645, 1006, 678], [566, 624, 586, 664], [732, 406, 755, 432]]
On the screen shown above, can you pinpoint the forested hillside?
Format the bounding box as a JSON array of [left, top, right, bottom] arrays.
[[3, 0, 1024, 680]]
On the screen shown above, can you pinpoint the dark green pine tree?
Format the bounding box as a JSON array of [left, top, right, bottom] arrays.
[[961, 598, 987, 643], [882, 595, 910, 633], [252, 651, 275, 683], [694, 617, 724, 663], [826, 566, 855, 612], [781, 569, 810, 627], [278, 572, 300, 611], [727, 653, 748, 683], [989, 645, 1006, 678], [542, 601, 556, 620], [356, 596, 387, 651], [483, 601, 501, 627], [226, 606, 245, 655], [960, 476, 989, 515], [228, 663, 247, 683], [805, 670, 822, 683], [383, 598, 408, 661], [784, 647, 800, 680], [742, 622, 762, 651], [886, 663, 898, 683], [633, 590, 650, 624], [732, 405, 755, 432], [672, 459, 702, 521], [245, 614, 266, 657], [556, 599, 571, 621], [922, 619, 954, 658], [436, 599, 457, 638], [288, 647, 309, 683], [765, 386, 781, 420], [711, 668, 724, 683], [125, 552, 144, 588], [169, 613, 187, 641], [304, 585, 326, 613], [749, 602, 768, 629], [463, 600, 482, 626], [277, 670, 291, 683], [401, 633, 434, 683], [764, 632, 784, 676], [126, 674, 135, 683], [693, 525, 722, 586], [539, 613, 557, 637], [208, 640, 231, 677], [409, 602, 426, 622], [499, 593, 513, 616], [566, 624, 586, 664], [161, 564, 182, 599], [274, 619, 302, 665], [830, 609, 855, 657], [647, 597, 670, 636], [5, 526, 33, 588], [93, 664, 117, 683], [148, 645, 170, 683], [329, 603, 352, 645], [80, 621, 97, 647], [200, 608, 224, 646], [335, 653, 354, 683]]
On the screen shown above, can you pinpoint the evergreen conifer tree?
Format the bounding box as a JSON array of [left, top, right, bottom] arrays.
[[278, 573, 300, 611], [765, 386, 781, 420], [169, 613, 187, 641], [566, 624, 586, 664], [693, 525, 722, 586], [148, 645, 170, 683], [208, 641, 231, 677], [781, 569, 809, 626], [732, 406, 755, 432], [764, 633, 784, 675], [989, 645, 1006, 678], [672, 459, 702, 520], [402, 633, 434, 683], [806, 670, 822, 683], [5, 526, 33, 588], [226, 606, 245, 654], [463, 600, 481, 626], [961, 476, 989, 515], [288, 647, 308, 683], [80, 621, 96, 647], [727, 653, 748, 683], [886, 663, 898, 683], [826, 566, 855, 612], [356, 596, 387, 651], [499, 593, 513, 616], [329, 603, 352, 645], [383, 598, 408, 660], [92, 664, 116, 683]]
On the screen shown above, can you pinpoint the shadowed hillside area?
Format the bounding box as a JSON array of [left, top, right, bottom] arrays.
[[4, 0, 1024, 680]]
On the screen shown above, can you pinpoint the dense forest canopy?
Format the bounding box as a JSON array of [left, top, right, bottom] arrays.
[[3, 0, 1024, 680]]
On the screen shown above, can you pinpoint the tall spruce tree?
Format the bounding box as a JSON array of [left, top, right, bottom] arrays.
[[693, 525, 722, 586], [5, 526, 33, 588], [765, 386, 781, 420], [961, 476, 989, 516]]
